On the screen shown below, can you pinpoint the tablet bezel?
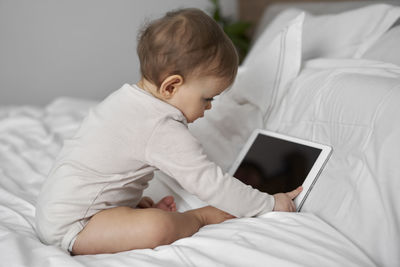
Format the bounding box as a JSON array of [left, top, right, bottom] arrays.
[[228, 129, 332, 211]]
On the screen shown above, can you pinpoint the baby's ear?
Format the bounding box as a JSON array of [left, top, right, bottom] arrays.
[[159, 75, 183, 99]]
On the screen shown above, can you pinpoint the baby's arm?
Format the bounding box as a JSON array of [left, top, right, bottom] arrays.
[[146, 120, 275, 218]]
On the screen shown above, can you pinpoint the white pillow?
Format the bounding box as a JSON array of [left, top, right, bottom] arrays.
[[189, 12, 304, 172], [304, 4, 400, 59], [230, 12, 304, 119], [362, 25, 400, 67], [266, 58, 400, 267], [254, 4, 400, 61]]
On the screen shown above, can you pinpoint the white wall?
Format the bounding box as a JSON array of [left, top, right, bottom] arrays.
[[0, 0, 237, 106]]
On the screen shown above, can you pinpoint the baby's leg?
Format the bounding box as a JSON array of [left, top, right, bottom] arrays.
[[72, 206, 234, 255]]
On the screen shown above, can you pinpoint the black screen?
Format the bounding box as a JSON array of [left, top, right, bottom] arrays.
[[233, 134, 322, 195]]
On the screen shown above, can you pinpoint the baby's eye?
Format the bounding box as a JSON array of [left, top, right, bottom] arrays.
[[204, 97, 214, 102]]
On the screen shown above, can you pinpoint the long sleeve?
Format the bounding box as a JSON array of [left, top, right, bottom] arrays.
[[145, 118, 275, 217]]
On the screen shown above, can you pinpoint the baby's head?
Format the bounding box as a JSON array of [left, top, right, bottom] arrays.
[[137, 8, 238, 122]]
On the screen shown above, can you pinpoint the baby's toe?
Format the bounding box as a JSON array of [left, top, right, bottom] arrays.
[[171, 203, 177, 212], [161, 196, 174, 206]]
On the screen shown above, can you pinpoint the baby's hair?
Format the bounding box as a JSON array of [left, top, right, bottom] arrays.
[[137, 8, 238, 89]]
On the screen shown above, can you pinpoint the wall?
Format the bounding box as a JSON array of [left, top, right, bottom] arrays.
[[0, 0, 237, 106]]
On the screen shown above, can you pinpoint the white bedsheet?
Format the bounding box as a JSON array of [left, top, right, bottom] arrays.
[[0, 98, 375, 267]]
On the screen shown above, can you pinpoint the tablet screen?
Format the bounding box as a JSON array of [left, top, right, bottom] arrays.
[[233, 133, 322, 195]]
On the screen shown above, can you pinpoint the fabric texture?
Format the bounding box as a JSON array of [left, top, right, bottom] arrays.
[[266, 58, 400, 267], [303, 4, 400, 59], [0, 99, 375, 265], [253, 4, 400, 61], [362, 25, 400, 67]]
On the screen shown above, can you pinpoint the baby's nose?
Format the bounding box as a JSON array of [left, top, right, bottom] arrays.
[[206, 102, 212, 110]]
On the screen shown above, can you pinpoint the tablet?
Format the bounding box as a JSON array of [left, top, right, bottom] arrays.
[[228, 129, 332, 211]]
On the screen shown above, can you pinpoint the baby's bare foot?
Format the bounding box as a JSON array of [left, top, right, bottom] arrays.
[[155, 196, 177, 212]]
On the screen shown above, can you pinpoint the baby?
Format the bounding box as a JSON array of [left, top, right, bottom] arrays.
[[35, 8, 302, 255]]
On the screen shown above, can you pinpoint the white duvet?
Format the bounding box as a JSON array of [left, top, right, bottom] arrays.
[[0, 97, 375, 267]]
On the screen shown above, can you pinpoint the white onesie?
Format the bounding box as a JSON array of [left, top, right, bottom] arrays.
[[35, 84, 274, 252]]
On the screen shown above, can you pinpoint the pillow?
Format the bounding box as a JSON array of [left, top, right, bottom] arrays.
[[253, 4, 400, 61], [234, 12, 304, 118], [362, 25, 400, 67], [304, 4, 400, 60], [266, 58, 400, 267], [189, 12, 304, 172]]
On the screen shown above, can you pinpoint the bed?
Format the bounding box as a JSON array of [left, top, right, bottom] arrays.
[[1, 2, 400, 267]]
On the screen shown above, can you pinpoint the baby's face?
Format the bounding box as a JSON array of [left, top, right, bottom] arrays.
[[170, 76, 228, 123]]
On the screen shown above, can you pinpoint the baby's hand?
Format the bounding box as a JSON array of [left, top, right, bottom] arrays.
[[273, 186, 303, 212]]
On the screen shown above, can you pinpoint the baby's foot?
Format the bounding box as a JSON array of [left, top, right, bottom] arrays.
[[155, 196, 177, 212]]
